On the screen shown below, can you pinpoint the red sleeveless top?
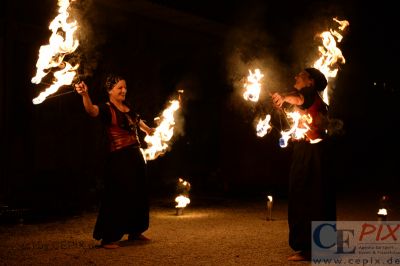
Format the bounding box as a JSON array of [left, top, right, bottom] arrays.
[[106, 103, 140, 152], [297, 94, 328, 141]]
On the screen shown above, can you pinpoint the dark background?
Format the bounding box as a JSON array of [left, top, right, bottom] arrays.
[[1, 0, 398, 215]]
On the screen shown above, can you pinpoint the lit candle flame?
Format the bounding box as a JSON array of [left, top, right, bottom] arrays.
[[267, 195, 273, 221], [141, 99, 181, 160], [243, 69, 264, 102], [32, 0, 80, 104]]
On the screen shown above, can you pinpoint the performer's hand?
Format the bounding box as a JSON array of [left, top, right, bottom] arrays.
[[75, 81, 88, 96], [148, 128, 156, 135], [271, 92, 285, 108]]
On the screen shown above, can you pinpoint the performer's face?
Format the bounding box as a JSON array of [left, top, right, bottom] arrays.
[[109, 80, 127, 102], [294, 71, 313, 90]]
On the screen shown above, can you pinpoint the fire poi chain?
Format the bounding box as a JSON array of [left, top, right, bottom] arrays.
[[242, 18, 349, 147]]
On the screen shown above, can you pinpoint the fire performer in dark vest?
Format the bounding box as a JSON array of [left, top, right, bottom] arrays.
[[75, 74, 155, 249], [272, 68, 335, 261]]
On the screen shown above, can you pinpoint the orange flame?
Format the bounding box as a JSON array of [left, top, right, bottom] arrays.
[[277, 18, 349, 147], [244, 19, 348, 148], [279, 111, 305, 147], [175, 195, 190, 208], [256, 114, 272, 137], [141, 99, 181, 161], [243, 69, 264, 102], [377, 208, 387, 216], [313, 18, 349, 104], [32, 0, 80, 104], [175, 178, 191, 208]]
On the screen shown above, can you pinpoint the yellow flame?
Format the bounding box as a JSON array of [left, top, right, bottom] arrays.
[[32, 0, 79, 104], [277, 18, 349, 145], [377, 208, 387, 216], [175, 195, 190, 208], [178, 178, 191, 189], [141, 99, 180, 160], [245, 19, 349, 147], [313, 18, 349, 104], [256, 114, 272, 137], [279, 111, 303, 147], [32, 62, 79, 104], [243, 69, 264, 102]]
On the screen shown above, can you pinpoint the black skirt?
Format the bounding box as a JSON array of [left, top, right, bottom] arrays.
[[93, 146, 149, 242], [288, 141, 336, 251]]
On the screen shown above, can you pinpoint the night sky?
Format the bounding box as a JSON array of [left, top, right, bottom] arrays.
[[1, 0, 398, 213]]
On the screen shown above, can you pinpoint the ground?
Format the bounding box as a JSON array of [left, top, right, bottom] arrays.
[[0, 192, 398, 266]]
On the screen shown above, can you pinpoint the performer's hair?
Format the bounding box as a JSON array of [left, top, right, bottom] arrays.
[[305, 68, 327, 92], [105, 73, 124, 92]]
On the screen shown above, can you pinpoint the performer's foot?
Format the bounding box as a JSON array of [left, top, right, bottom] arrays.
[[287, 250, 311, 261], [101, 241, 120, 249], [128, 234, 151, 241]]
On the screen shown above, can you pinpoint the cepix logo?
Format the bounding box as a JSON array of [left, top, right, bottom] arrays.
[[312, 221, 400, 261]]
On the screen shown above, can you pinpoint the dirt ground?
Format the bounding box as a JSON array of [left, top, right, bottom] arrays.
[[0, 192, 398, 266]]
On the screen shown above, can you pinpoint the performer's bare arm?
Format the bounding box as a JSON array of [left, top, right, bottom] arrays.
[[75, 81, 100, 117]]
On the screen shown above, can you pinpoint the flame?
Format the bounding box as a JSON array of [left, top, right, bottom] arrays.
[[256, 114, 272, 137], [175, 195, 190, 208], [32, 0, 80, 104], [313, 18, 349, 104], [178, 178, 191, 190], [243, 69, 264, 102], [32, 62, 78, 104], [141, 99, 180, 160], [275, 18, 349, 145], [267, 195, 273, 202], [243, 19, 349, 148], [279, 111, 302, 148], [377, 208, 387, 216]]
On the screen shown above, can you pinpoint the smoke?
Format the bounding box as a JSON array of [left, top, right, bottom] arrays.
[[222, 24, 291, 120], [169, 89, 186, 139], [70, 0, 105, 79], [327, 117, 345, 137], [289, 2, 350, 79]]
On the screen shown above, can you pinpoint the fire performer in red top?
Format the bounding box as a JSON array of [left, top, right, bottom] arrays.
[[75, 74, 155, 249], [272, 68, 335, 261]]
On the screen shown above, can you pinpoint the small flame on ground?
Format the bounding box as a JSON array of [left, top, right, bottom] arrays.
[[175, 195, 190, 208], [377, 208, 387, 216], [32, 0, 80, 104]]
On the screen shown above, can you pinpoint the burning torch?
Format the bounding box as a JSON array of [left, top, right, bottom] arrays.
[[266, 195, 273, 221], [175, 177, 191, 216]]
